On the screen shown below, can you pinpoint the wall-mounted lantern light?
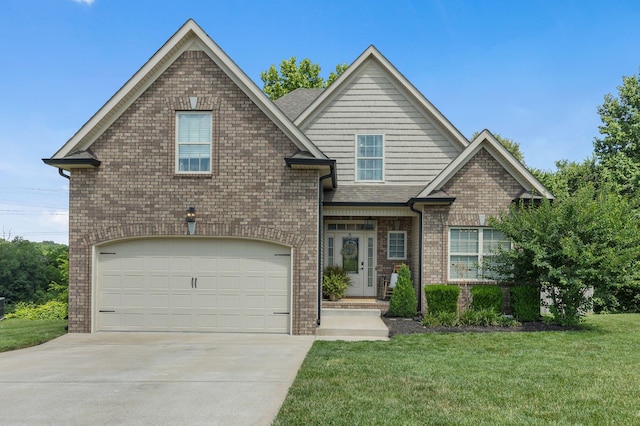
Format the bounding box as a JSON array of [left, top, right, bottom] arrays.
[[186, 207, 196, 235]]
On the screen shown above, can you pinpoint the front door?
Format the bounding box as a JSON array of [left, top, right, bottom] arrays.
[[325, 229, 376, 297]]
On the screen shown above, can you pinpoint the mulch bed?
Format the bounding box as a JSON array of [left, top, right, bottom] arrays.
[[382, 316, 578, 337]]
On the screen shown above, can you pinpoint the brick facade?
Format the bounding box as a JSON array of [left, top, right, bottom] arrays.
[[421, 148, 526, 312], [67, 51, 319, 334]]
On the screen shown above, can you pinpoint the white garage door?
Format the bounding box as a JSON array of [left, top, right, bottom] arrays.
[[96, 238, 291, 333]]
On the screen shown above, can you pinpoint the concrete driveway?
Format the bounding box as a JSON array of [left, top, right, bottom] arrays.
[[0, 332, 314, 425]]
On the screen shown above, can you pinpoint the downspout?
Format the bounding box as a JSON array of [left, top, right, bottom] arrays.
[[409, 201, 423, 312], [317, 171, 333, 326], [58, 168, 70, 180]]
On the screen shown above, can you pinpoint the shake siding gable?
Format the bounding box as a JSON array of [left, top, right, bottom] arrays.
[[302, 60, 462, 185], [67, 50, 319, 334]]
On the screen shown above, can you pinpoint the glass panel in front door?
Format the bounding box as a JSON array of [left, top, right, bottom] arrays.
[[342, 237, 359, 273]]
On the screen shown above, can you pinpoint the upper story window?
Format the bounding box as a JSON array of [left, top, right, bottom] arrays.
[[176, 112, 212, 173], [356, 135, 383, 181], [449, 228, 510, 280]]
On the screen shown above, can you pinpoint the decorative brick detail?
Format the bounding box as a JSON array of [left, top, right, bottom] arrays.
[[420, 148, 526, 312], [67, 50, 319, 335]]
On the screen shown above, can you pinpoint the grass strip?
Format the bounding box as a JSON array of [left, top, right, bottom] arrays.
[[0, 319, 68, 352], [274, 314, 640, 425]]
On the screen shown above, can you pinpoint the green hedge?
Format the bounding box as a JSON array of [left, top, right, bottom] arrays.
[[509, 285, 540, 322], [6, 301, 68, 320], [424, 285, 460, 314], [471, 285, 503, 313]]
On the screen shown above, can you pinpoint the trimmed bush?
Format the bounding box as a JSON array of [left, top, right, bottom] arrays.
[[471, 285, 503, 313], [389, 264, 417, 317], [424, 285, 460, 314], [509, 285, 541, 322]]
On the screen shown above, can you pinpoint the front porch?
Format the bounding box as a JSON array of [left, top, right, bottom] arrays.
[[321, 297, 390, 315]]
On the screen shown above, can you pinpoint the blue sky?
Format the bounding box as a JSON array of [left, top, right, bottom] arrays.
[[1, 0, 639, 244]]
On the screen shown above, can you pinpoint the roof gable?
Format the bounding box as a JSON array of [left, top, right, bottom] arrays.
[[47, 19, 326, 162], [416, 129, 554, 199], [294, 45, 469, 151]]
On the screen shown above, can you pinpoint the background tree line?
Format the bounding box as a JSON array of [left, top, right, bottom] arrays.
[[0, 238, 68, 310], [488, 69, 640, 324]]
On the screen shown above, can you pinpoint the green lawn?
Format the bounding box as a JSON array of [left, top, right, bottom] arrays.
[[0, 319, 68, 352], [274, 314, 640, 425]]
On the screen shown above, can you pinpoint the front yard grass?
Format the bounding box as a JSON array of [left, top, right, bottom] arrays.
[[0, 319, 67, 352], [274, 314, 640, 425]]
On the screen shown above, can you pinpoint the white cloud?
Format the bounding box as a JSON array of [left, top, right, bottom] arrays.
[[72, 0, 95, 5]]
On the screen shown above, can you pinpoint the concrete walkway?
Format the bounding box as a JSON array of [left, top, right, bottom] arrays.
[[316, 308, 389, 341], [0, 332, 314, 426]]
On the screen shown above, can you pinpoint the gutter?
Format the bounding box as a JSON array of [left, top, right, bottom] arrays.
[[317, 170, 334, 327], [408, 200, 423, 312], [58, 168, 70, 180]]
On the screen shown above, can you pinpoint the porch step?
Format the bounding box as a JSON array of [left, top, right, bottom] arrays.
[[316, 309, 389, 341]]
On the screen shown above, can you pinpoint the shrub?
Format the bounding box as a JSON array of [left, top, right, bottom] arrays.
[[6, 300, 68, 320], [424, 285, 460, 314], [510, 285, 541, 322], [389, 264, 417, 317], [593, 282, 640, 313], [471, 285, 503, 313], [421, 311, 459, 327], [460, 308, 500, 326], [322, 266, 351, 300]]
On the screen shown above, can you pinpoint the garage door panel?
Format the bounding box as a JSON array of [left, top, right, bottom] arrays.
[[171, 293, 192, 309], [121, 274, 144, 289], [193, 276, 217, 290], [266, 294, 288, 310], [246, 278, 266, 290], [122, 293, 144, 308], [246, 295, 266, 309], [195, 294, 217, 307], [149, 293, 169, 308], [97, 238, 291, 333], [148, 275, 171, 291], [217, 314, 240, 329]]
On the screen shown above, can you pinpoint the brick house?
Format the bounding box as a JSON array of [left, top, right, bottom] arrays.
[[44, 20, 552, 335]]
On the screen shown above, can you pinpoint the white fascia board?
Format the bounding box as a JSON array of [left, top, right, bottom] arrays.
[[52, 20, 326, 160]]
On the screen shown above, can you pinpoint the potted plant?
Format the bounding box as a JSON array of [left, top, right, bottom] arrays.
[[322, 265, 351, 301]]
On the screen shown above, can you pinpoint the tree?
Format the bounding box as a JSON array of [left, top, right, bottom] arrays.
[[260, 57, 348, 100], [530, 158, 599, 200], [0, 238, 48, 305], [472, 132, 526, 164], [389, 264, 417, 317], [488, 186, 640, 325], [594, 69, 640, 162], [593, 70, 640, 202], [0, 239, 68, 307]]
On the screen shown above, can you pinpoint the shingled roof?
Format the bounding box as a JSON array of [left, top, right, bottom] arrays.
[[274, 88, 324, 120]]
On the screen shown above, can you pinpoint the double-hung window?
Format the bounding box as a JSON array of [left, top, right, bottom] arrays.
[[356, 135, 383, 181], [176, 112, 212, 173], [387, 231, 406, 260], [449, 228, 510, 280]]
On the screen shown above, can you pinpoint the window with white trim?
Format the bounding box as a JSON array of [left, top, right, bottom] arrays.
[[387, 231, 406, 260], [356, 135, 383, 181], [176, 112, 212, 173], [449, 228, 510, 280]]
